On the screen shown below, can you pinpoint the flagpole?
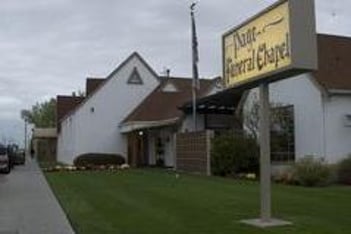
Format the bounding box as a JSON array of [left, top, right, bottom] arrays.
[[191, 2, 199, 132], [192, 81, 197, 131]]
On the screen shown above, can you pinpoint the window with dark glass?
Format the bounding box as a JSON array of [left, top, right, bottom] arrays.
[[270, 105, 295, 163]]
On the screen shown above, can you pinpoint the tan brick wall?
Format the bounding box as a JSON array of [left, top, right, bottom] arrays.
[[175, 131, 212, 175]]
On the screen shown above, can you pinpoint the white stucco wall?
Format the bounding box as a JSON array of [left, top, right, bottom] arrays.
[[270, 74, 326, 159], [245, 74, 351, 164], [245, 74, 326, 161], [57, 54, 160, 164], [324, 95, 351, 163]]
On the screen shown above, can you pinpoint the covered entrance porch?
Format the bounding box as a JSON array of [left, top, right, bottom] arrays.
[[121, 119, 178, 168]]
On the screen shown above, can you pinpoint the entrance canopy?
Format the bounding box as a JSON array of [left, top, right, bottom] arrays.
[[180, 87, 246, 115], [120, 118, 179, 133]]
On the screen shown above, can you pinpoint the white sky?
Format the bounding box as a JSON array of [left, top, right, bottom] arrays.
[[0, 0, 350, 145]]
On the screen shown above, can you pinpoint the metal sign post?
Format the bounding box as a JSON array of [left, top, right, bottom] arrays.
[[241, 84, 291, 228], [259, 83, 271, 222]]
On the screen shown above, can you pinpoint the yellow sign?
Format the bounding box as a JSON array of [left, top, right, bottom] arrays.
[[223, 1, 291, 87]]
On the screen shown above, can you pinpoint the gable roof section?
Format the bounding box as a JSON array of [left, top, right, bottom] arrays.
[[313, 34, 351, 91], [86, 78, 106, 96], [56, 95, 85, 130], [60, 52, 160, 122], [121, 77, 214, 126]]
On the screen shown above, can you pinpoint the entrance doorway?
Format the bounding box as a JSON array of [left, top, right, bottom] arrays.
[[127, 131, 148, 167]]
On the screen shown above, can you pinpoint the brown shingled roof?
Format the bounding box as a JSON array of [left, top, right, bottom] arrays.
[[86, 78, 106, 96], [122, 77, 215, 123], [313, 34, 351, 91], [56, 95, 85, 130]]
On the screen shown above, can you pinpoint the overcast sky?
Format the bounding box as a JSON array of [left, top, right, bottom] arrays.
[[0, 0, 350, 145]]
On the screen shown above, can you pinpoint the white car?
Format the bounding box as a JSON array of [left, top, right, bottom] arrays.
[[0, 144, 10, 174]]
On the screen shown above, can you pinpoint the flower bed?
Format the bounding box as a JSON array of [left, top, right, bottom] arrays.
[[43, 163, 130, 173]]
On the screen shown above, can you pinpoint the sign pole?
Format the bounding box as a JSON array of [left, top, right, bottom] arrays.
[[259, 83, 271, 222], [241, 82, 291, 228]]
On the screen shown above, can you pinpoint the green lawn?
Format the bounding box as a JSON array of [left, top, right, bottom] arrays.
[[46, 169, 351, 234]]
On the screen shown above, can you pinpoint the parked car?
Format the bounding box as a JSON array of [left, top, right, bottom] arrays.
[[0, 144, 10, 174], [13, 149, 25, 165], [6, 144, 17, 169]]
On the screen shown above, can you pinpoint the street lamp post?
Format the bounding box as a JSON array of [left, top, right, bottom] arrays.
[[24, 119, 28, 156]]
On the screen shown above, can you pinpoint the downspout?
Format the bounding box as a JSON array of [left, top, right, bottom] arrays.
[[321, 92, 328, 159]]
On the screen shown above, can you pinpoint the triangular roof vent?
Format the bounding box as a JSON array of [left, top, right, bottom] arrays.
[[162, 82, 178, 92], [127, 67, 143, 85]]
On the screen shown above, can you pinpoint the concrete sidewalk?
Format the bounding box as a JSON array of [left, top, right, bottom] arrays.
[[0, 158, 75, 234]]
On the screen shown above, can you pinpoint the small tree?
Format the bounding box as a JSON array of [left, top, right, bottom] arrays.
[[243, 99, 260, 140], [21, 98, 56, 128], [242, 92, 295, 162], [243, 93, 290, 141]]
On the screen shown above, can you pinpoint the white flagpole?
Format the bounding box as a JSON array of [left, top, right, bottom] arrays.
[[191, 2, 199, 132]]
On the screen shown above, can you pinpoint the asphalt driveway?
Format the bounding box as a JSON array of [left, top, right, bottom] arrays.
[[0, 158, 74, 234]]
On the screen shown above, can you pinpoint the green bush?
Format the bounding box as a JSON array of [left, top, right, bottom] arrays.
[[272, 168, 297, 185], [293, 156, 331, 187], [337, 155, 351, 185], [74, 153, 125, 167], [211, 133, 259, 177]]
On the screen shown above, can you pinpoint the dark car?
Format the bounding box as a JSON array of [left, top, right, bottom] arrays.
[[13, 149, 25, 165], [0, 144, 10, 174], [7, 144, 17, 169]]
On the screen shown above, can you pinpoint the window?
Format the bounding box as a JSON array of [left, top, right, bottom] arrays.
[[271, 105, 295, 163]]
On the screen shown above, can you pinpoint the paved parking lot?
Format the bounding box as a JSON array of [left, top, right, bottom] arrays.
[[0, 158, 74, 234]]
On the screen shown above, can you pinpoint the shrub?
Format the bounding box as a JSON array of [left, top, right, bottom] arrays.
[[293, 156, 331, 187], [73, 153, 125, 167], [337, 155, 351, 185], [272, 169, 297, 185], [211, 133, 259, 177]]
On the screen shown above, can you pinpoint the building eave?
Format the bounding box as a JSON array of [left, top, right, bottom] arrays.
[[119, 118, 179, 133], [327, 89, 351, 96]]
